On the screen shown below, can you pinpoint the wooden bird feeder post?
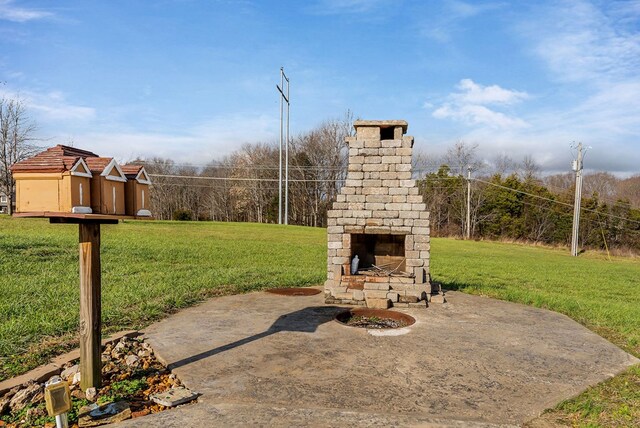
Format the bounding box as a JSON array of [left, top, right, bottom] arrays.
[[11, 145, 152, 391]]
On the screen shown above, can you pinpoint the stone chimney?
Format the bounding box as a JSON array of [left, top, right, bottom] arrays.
[[324, 120, 431, 309]]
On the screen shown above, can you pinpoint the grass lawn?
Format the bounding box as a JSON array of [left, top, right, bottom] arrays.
[[1, 216, 638, 426]]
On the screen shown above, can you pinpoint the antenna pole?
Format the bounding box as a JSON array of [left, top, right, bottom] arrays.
[[571, 143, 584, 256]]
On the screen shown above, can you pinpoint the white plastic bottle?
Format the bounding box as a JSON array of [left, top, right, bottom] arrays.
[[350, 254, 359, 275]]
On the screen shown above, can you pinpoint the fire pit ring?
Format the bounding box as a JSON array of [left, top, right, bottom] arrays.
[[266, 287, 322, 296], [335, 308, 416, 329]]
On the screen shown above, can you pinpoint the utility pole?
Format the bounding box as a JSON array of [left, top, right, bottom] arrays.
[[466, 165, 471, 240], [276, 68, 290, 225], [571, 143, 584, 257]]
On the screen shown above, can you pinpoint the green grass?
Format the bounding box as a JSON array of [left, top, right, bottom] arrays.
[[1, 216, 638, 426], [0, 216, 325, 379]]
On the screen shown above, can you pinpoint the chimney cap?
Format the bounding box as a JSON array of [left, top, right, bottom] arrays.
[[353, 120, 408, 133]]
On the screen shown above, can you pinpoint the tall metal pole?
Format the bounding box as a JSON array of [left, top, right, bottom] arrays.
[[284, 73, 290, 225], [571, 143, 584, 257], [278, 68, 284, 225], [466, 166, 471, 240]]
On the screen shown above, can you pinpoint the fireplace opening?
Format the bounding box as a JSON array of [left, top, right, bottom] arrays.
[[350, 234, 406, 274]]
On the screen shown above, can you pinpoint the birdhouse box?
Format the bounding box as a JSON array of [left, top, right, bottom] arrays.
[[10, 145, 96, 214], [121, 164, 152, 217], [85, 157, 128, 215]]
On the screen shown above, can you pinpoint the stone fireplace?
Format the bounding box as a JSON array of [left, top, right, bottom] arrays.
[[324, 120, 432, 308]]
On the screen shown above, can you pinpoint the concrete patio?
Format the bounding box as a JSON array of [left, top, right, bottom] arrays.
[[118, 288, 638, 427]]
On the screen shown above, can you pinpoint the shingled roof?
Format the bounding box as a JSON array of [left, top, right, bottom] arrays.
[[10, 145, 99, 173]]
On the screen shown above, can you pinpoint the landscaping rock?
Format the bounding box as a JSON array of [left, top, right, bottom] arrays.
[[150, 386, 198, 407], [72, 371, 82, 385], [0, 387, 19, 414], [60, 364, 79, 381], [9, 382, 42, 412], [85, 387, 97, 402], [78, 401, 131, 427], [125, 355, 139, 367]]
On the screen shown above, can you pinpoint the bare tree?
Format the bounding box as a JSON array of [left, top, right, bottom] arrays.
[[0, 97, 39, 215]]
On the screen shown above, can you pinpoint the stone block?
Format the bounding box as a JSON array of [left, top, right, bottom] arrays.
[[151, 387, 199, 407], [414, 234, 430, 243], [364, 282, 390, 291], [328, 241, 343, 250], [386, 292, 399, 302], [364, 156, 382, 164], [398, 295, 419, 303], [364, 226, 391, 234], [350, 156, 365, 164], [347, 194, 366, 203], [357, 126, 380, 139], [403, 218, 414, 227], [382, 180, 400, 188], [364, 290, 390, 299], [413, 219, 430, 227], [365, 298, 391, 309], [407, 195, 424, 203], [379, 147, 396, 155], [408, 301, 428, 309], [345, 179, 362, 187], [336, 194, 346, 202], [351, 210, 371, 218], [364, 139, 381, 148], [346, 136, 361, 148], [347, 171, 364, 180], [394, 126, 404, 139], [395, 163, 412, 172], [382, 155, 401, 164], [334, 292, 355, 300], [390, 226, 412, 234], [337, 217, 357, 226], [327, 210, 342, 218], [396, 147, 412, 156], [389, 187, 409, 195], [381, 140, 401, 148], [364, 218, 383, 227], [414, 242, 430, 251], [412, 203, 427, 211], [366, 194, 393, 203], [363, 179, 382, 187], [344, 226, 364, 233], [392, 195, 408, 203], [420, 211, 430, 219], [365, 202, 385, 211], [363, 163, 387, 172], [414, 267, 425, 284], [399, 211, 419, 220], [401, 156, 412, 164], [337, 248, 350, 257], [327, 226, 344, 234], [405, 258, 424, 267], [380, 171, 400, 180], [396, 171, 412, 180], [349, 148, 359, 157], [364, 187, 388, 195], [384, 218, 404, 227], [332, 265, 343, 281], [372, 210, 399, 218], [348, 202, 365, 210], [400, 179, 416, 187], [409, 187, 420, 195], [341, 187, 355, 195], [332, 256, 349, 265], [352, 290, 365, 301]]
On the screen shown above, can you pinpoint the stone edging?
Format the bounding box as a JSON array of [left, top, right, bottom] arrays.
[[0, 330, 141, 396]]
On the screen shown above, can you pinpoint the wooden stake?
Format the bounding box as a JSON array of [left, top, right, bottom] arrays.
[[79, 222, 102, 390]]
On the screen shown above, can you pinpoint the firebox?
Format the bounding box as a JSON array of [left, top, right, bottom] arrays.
[[324, 120, 432, 308]]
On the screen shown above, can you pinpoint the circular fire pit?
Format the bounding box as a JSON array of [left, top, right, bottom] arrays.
[[335, 308, 416, 329], [266, 287, 322, 296]]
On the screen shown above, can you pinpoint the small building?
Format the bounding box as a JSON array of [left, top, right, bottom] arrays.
[[85, 157, 128, 215], [10, 145, 97, 214], [121, 164, 152, 217]]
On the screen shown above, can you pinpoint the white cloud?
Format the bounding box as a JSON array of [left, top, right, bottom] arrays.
[[454, 78, 528, 105], [420, 1, 504, 42], [0, 0, 52, 22], [0, 88, 96, 121], [522, 0, 640, 84], [430, 79, 529, 129]]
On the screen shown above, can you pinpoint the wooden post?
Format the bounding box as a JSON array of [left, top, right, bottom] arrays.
[[79, 222, 102, 390]]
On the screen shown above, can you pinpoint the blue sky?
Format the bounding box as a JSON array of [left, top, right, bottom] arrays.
[[1, 0, 639, 175]]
